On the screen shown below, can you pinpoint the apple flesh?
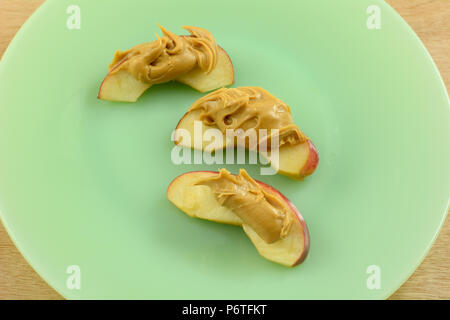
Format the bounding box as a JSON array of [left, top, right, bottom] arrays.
[[97, 60, 152, 102], [166, 170, 310, 267], [176, 47, 234, 92], [98, 47, 234, 102], [174, 109, 319, 179], [278, 140, 319, 179]]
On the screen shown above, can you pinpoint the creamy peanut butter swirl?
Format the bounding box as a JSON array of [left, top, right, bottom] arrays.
[[189, 87, 308, 148], [197, 168, 293, 244], [109, 26, 218, 84]]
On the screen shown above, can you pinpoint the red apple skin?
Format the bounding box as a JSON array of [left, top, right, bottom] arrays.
[[217, 46, 234, 84], [97, 58, 129, 99], [166, 170, 217, 199], [166, 170, 310, 265], [99, 41, 234, 100], [223, 49, 234, 83], [173, 112, 319, 180], [253, 179, 310, 266], [299, 140, 319, 179], [174, 114, 186, 140], [174, 107, 319, 180]]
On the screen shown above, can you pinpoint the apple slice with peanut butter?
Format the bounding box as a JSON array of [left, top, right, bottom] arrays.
[[167, 169, 309, 267], [174, 87, 319, 179], [98, 25, 234, 102]]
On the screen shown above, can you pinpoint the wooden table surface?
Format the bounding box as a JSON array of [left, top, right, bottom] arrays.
[[0, 0, 449, 300]]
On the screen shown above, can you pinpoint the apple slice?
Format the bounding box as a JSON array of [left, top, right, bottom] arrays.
[[167, 170, 310, 266], [97, 59, 152, 102], [98, 47, 234, 102], [278, 140, 319, 179], [176, 47, 234, 92], [167, 171, 243, 226], [174, 109, 319, 179]]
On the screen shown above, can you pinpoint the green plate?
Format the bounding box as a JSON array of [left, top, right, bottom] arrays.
[[0, 0, 449, 299]]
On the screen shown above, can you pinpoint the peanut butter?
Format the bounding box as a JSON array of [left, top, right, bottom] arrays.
[[109, 26, 218, 84], [197, 169, 293, 243], [189, 87, 308, 148]]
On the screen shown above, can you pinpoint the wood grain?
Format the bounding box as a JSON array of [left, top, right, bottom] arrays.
[[0, 0, 448, 300]]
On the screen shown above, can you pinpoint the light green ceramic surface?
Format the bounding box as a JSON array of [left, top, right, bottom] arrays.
[[0, 0, 449, 299]]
